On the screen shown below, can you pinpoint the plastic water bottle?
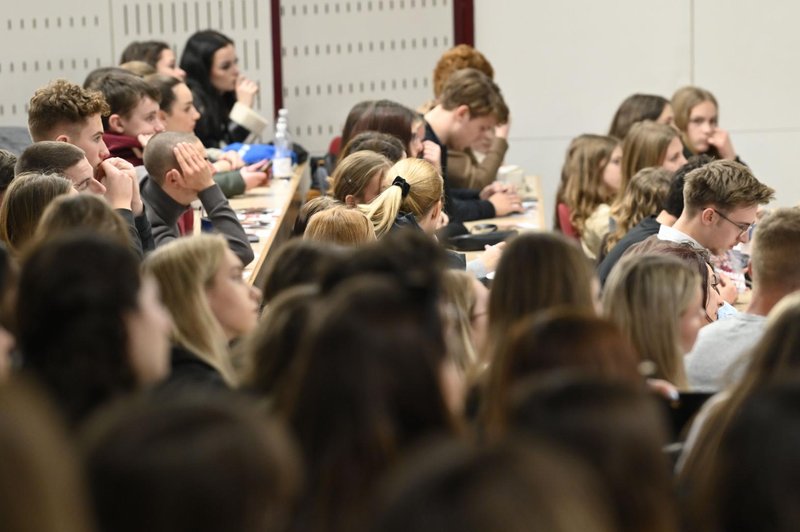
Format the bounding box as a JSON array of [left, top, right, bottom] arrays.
[[273, 121, 292, 179]]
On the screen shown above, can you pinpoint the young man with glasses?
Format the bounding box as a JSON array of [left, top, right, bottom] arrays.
[[656, 160, 772, 256], [686, 208, 800, 391]]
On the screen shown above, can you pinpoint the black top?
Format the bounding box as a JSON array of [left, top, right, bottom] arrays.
[[597, 216, 661, 286], [188, 83, 250, 149], [161, 344, 229, 392], [424, 121, 495, 224]]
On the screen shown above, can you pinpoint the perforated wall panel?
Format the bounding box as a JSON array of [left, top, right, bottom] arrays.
[[0, 1, 273, 137], [279, 0, 453, 153]]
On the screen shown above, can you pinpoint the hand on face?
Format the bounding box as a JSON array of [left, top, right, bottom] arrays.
[[173, 142, 215, 192], [707, 128, 736, 160], [98, 158, 135, 210], [235, 76, 259, 108]]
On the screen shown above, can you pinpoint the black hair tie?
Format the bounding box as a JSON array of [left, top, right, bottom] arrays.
[[392, 176, 411, 198]]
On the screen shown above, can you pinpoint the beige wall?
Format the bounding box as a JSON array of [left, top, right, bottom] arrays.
[[476, 0, 800, 224]]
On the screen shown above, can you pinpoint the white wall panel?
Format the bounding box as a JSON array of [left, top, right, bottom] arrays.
[[280, 0, 453, 153], [476, 0, 692, 226], [0, 1, 273, 138]]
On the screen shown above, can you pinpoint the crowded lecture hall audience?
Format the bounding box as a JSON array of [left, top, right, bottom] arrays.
[[1, 22, 797, 532]]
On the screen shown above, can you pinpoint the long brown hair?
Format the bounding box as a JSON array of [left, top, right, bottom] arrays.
[[487, 232, 595, 362], [561, 134, 618, 234]]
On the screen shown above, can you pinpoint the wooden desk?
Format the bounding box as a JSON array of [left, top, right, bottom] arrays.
[[229, 163, 306, 287]]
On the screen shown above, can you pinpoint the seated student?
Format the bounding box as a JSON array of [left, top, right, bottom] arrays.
[[0, 149, 16, 205], [0, 244, 15, 382], [440, 269, 490, 383], [146, 74, 268, 198], [619, 121, 686, 194], [672, 85, 739, 161], [15, 141, 153, 256], [337, 131, 406, 164], [0, 173, 74, 253], [370, 438, 614, 532], [82, 392, 300, 532], [484, 310, 641, 430], [291, 196, 342, 237], [329, 150, 391, 206], [486, 232, 597, 363], [120, 40, 186, 80], [628, 240, 724, 324], [141, 132, 254, 265], [303, 206, 376, 246], [34, 194, 131, 248], [91, 71, 165, 166], [119, 61, 156, 77], [429, 44, 510, 190], [685, 379, 800, 532], [655, 159, 773, 257], [17, 233, 172, 426], [339, 100, 428, 162], [608, 93, 674, 139], [554, 135, 621, 238], [359, 158, 502, 277], [424, 68, 522, 223], [603, 254, 705, 389], [274, 276, 457, 532], [261, 238, 343, 304], [602, 167, 672, 260], [0, 380, 95, 532], [27, 79, 111, 169], [598, 156, 712, 285], [558, 134, 620, 259], [678, 294, 800, 531], [244, 285, 319, 398], [144, 234, 262, 390], [685, 208, 800, 391], [500, 376, 678, 532], [180, 30, 267, 148], [27, 80, 154, 248]]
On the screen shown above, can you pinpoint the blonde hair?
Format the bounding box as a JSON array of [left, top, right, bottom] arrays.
[[143, 235, 237, 385], [606, 167, 672, 252], [603, 254, 700, 388], [672, 86, 718, 155], [0, 172, 74, 253], [441, 270, 481, 381], [620, 121, 679, 191], [360, 158, 443, 238], [329, 151, 391, 204], [562, 134, 618, 234], [303, 206, 376, 246], [34, 194, 131, 248]]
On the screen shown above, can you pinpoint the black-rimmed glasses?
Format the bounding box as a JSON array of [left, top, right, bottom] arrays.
[[713, 209, 755, 238]]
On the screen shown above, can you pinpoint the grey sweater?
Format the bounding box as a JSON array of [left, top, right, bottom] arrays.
[[684, 313, 767, 391], [140, 175, 254, 266]]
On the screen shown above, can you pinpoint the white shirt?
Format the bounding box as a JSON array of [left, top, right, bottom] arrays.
[[657, 224, 702, 248]]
